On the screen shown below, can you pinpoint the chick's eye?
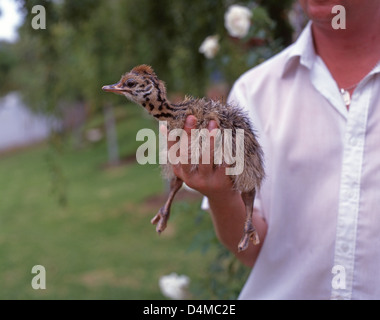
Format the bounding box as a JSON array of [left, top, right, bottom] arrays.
[[126, 79, 136, 88]]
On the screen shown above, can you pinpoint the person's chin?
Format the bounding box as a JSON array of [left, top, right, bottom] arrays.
[[300, 0, 343, 23]]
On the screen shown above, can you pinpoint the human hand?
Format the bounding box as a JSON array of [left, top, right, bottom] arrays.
[[160, 115, 234, 199]]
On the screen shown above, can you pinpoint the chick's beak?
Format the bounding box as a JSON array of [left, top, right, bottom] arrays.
[[102, 83, 124, 94]]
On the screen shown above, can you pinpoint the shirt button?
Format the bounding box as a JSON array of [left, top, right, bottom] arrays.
[[349, 137, 358, 146], [345, 190, 353, 198]]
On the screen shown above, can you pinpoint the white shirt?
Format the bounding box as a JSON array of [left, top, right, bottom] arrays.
[[207, 22, 380, 299]]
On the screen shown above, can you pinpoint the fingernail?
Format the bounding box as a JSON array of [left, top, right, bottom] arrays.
[[185, 116, 197, 128], [208, 120, 218, 131], [159, 124, 168, 136]]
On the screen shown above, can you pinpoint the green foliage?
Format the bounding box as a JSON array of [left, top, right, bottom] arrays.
[[259, 0, 295, 46], [147, 0, 228, 94], [0, 105, 219, 299], [9, 0, 295, 112], [189, 210, 251, 300], [211, 3, 282, 86], [1, 0, 298, 300], [0, 42, 17, 94], [61, 0, 102, 26]]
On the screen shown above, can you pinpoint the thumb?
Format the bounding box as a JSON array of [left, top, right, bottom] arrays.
[[184, 115, 197, 135], [159, 124, 168, 137]]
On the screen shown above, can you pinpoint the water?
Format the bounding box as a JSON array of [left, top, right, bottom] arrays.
[[0, 92, 53, 151]]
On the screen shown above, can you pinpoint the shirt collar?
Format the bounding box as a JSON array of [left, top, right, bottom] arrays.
[[369, 60, 380, 76], [282, 21, 316, 77], [282, 21, 380, 77]]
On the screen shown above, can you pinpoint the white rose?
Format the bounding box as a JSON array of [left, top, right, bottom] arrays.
[[199, 35, 220, 59], [224, 4, 252, 38], [158, 273, 190, 300]]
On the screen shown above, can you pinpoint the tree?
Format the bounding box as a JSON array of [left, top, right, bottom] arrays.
[[6, 0, 298, 298], [0, 42, 17, 95], [13, 0, 127, 163], [11, 0, 295, 113]]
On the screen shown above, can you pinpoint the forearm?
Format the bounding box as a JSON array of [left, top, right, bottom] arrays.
[[207, 189, 267, 268]]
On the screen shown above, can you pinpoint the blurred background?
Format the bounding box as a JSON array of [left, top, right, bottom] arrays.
[[0, 0, 306, 299]]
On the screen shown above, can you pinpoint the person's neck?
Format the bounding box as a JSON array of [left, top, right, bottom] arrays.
[[312, 18, 380, 93]]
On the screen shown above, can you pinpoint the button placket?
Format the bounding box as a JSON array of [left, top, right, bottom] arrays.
[[331, 84, 371, 300]]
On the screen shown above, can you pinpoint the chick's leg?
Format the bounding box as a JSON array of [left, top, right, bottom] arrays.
[[151, 176, 183, 234], [238, 189, 260, 252]]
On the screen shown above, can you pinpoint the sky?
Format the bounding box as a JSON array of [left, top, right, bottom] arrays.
[[0, 0, 24, 42]]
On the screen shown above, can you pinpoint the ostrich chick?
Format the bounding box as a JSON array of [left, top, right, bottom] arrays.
[[102, 65, 265, 251]]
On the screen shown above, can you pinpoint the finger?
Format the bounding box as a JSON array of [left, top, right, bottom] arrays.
[[208, 120, 219, 167], [184, 115, 197, 134], [171, 115, 197, 156], [159, 124, 168, 136], [180, 115, 197, 171], [208, 120, 218, 131], [197, 120, 219, 174], [161, 123, 178, 151], [167, 115, 197, 171]]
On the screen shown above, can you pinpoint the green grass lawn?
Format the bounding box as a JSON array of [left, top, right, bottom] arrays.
[[0, 104, 228, 299]]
